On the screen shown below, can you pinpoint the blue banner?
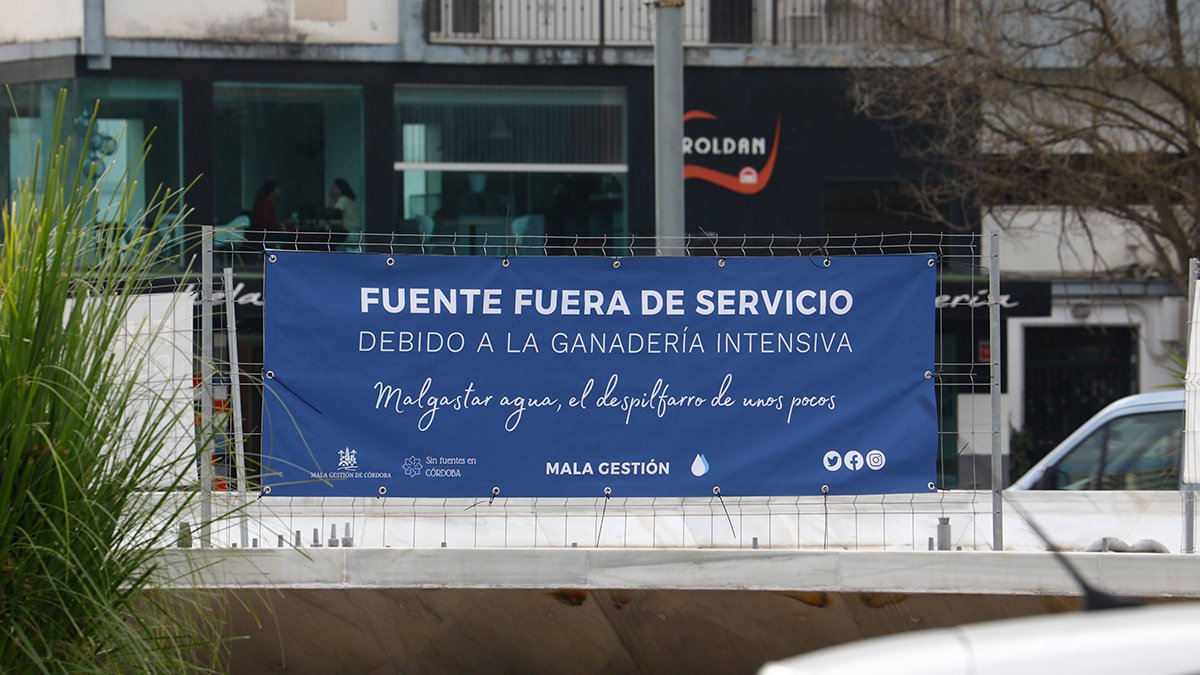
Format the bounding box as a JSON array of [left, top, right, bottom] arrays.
[[261, 252, 937, 497]]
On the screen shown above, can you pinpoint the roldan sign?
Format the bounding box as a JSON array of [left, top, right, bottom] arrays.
[[261, 253, 937, 498], [684, 110, 782, 195]]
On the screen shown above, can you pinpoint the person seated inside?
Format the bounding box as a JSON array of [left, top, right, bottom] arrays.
[[246, 180, 295, 248]]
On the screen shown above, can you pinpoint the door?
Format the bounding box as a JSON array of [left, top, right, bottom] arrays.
[[1023, 325, 1136, 462]]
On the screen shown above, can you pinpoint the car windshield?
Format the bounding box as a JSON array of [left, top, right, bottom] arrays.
[[1049, 411, 1181, 490]]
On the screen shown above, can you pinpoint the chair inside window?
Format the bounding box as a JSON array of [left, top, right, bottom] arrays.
[[416, 214, 443, 254], [511, 214, 545, 256]]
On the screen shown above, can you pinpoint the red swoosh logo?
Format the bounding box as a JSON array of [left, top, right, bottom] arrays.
[[683, 111, 781, 195]]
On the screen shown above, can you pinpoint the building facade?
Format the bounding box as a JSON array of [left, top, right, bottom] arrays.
[[0, 0, 1181, 487]]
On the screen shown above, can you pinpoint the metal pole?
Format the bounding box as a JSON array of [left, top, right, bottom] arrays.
[[199, 225, 214, 548], [653, 0, 685, 256], [223, 267, 250, 549], [989, 232, 1003, 550], [1185, 258, 1198, 553]]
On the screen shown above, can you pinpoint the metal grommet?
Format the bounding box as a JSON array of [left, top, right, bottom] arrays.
[[262, 486, 272, 495], [265, 370, 275, 379], [501, 258, 510, 268], [822, 258, 831, 268], [612, 260, 621, 269], [927, 482, 938, 491], [821, 485, 830, 494], [267, 254, 277, 263], [712, 486, 721, 496], [386, 257, 395, 266], [927, 257, 936, 267], [378, 486, 388, 496], [924, 370, 933, 379], [491, 486, 501, 496], [603, 486, 612, 496], [718, 258, 726, 268]]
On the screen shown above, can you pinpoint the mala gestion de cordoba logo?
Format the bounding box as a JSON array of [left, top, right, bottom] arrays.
[[683, 110, 782, 195]]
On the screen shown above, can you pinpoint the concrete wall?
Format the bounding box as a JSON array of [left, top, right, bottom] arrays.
[[105, 0, 401, 44], [157, 548, 1200, 674], [183, 490, 1188, 553], [214, 586, 1081, 674], [0, 0, 83, 44]]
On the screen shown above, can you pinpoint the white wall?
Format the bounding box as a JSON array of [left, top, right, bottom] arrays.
[[986, 205, 1183, 432], [0, 0, 83, 43], [956, 392, 1011, 457], [116, 292, 195, 486], [984, 207, 1158, 278], [105, 0, 401, 44]]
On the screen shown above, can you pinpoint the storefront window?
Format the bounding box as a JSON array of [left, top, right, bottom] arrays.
[[394, 85, 627, 253], [213, 83, 364, 245], [1, 78, 183, 261]]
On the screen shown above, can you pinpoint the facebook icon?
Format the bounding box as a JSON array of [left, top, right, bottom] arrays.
[[844, 451, 864, 471]]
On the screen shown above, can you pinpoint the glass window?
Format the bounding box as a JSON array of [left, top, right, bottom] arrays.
[[1047, 411, 1182, 490], [213, 83, 364, 250], [394, 85, 627, 254], [1, 78, 183, 261]]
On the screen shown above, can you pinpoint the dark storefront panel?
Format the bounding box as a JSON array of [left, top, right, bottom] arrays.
[[680, 68, 938, 238], [1023, 325, 1137, 462]]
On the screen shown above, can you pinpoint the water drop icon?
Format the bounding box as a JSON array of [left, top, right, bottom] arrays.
[[691, 453, 710, 477]]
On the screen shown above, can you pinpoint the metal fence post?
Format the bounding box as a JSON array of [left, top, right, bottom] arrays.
[[1185, 258, 1198, 553], [224, 267, 250, 549], [990, 232, 1003, 550], [199, 225, 214, 547], [653, 0, 685, 256]]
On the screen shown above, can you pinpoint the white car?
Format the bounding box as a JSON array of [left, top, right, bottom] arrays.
[[1010, 390, 1184, 491], [759, 602, 1200, 675]]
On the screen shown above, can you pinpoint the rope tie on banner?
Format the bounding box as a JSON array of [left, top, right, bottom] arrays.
[[713, 487, 736, 538], [852, 495, 860, 551], [379, 488, 388, 548], [595, 487, 612, 548], [821, 484, 830, 550], [464, 486, 501, 511], [263, 370, 322, 414]]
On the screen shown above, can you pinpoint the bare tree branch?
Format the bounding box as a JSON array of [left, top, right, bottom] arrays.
[[853, 0, 1200, 292]]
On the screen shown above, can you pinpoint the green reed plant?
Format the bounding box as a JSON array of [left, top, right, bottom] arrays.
[[0, 91, 223, 672]]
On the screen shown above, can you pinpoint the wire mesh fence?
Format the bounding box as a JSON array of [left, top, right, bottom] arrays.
[[182, 229, 1002, 551]]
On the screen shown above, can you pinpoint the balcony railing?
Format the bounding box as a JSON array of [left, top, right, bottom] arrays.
[[426, 0, 957, 47]]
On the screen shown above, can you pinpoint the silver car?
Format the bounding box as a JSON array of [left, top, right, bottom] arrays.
[[1010, 390, 1184, 491]]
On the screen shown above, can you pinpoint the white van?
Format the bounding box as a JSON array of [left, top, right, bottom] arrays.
[[1010, 390, 1184, 491]]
